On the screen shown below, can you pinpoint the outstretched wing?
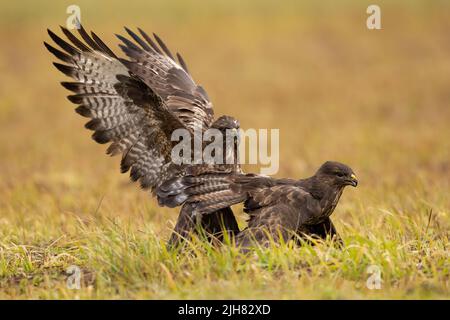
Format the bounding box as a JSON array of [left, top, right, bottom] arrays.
[[45, 26, 186, 191], [116, 28, 215, 132]]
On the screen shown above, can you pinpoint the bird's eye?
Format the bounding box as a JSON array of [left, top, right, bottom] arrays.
[[336, 172, 344, 177]]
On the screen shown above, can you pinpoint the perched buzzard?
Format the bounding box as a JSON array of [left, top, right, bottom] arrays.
[[158, 161, 358, 249], [45, 25, 241, 239]]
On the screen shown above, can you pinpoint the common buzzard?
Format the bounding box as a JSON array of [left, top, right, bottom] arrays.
[[45, 25, 357, 250], [45, 25, 241, 240], [158, 161, 358, 249]]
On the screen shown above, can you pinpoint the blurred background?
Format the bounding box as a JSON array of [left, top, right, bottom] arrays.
[[0, 0, 449, 237]]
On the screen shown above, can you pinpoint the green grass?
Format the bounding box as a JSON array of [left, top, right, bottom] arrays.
[[0, 0, 449, 299], [1, 209, 448, 299]]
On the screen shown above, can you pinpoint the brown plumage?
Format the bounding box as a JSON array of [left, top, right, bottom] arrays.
[[158, 161, 358, 249], [45, 25, 241, 239], [45, 26, 358, 250]]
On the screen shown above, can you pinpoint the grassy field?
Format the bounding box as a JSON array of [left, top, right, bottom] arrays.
[[0, 0, 449, 299]]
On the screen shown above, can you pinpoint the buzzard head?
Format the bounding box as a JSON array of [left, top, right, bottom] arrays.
[[211, 115, 240, 132], [210, 115, 240, 166], [316, 161, 358, 187], [210, 115, 240, 145]]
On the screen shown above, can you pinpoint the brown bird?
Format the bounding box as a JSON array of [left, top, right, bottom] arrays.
[[45, 25, 357, 250], [158, 161, 358, 249], [44, 25, 241, 240]]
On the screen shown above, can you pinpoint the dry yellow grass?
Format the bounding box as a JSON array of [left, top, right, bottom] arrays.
[[0, 0, 448, 299]]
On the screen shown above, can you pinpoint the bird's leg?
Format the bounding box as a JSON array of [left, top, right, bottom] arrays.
[[320, 218, 343, 247], [168, 204, 241, 249], [167, 203, 198, 249], [296, 217, 343, 247], [200, 207, 240, 243]]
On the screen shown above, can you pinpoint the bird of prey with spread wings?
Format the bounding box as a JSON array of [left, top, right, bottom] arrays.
[[45, 25, 358, 251], [158, 161, 358, 250], [44, 25, 241, 241]]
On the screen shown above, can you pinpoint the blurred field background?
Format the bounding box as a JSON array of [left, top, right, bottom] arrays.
[[0, 0, 448, 299]]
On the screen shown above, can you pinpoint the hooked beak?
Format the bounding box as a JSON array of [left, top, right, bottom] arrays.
[[348, 173, 358, 187]]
